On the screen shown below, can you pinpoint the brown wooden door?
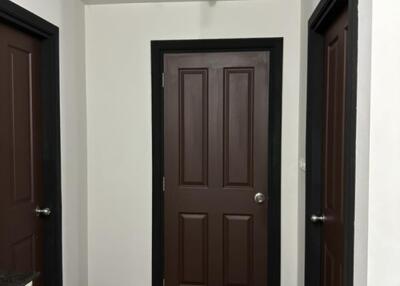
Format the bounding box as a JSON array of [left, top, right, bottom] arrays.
[[0, 22, 44, 285], [164, 52, 270, 286], [320, 8, 348, 286]]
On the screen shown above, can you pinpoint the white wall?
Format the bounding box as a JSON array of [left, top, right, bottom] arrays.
[[9, 1, 88, 286], [367, 0, 400, 284], [354, 0, 372, 285], [85, 1, 302, 285]]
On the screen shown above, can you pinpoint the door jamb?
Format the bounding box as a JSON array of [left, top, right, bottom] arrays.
[[151, 38, 283, 286], [0, 1, 62, 285], [305, 0, 358, 285]]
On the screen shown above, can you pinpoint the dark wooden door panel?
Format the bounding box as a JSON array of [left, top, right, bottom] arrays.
[[223, 215, 253, 286], [223, 68, 254, 188], [179, 69, 209, 186], [0, 22, 43, 285], [321, 8, 348, 286], [179, 213, 208, 285], [164, 52, 269, 286], [7, 45, 35, 201]]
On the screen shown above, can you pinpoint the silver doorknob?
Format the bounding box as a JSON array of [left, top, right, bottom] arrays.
[[35, 207, 51, 217], [310, 214, 326, 223], [254, 193, 266, 204]]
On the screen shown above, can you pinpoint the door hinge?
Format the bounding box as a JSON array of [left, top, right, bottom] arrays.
[[161, 73, 165, 88], [299, 158, 306, 172], [163, 176, 166, 192]]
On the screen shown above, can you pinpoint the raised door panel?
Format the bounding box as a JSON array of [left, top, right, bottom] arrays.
[[322, 244, 343, 286], [324, 36, 339, 212], [179, 69, 209, 187], [8, 46, 35, 204], [12, 235, 35, 272], [324, 23, 347, 223], [179, 213, 208, 286], [223, 215, 253, 286], [223, 68, 254, 188]]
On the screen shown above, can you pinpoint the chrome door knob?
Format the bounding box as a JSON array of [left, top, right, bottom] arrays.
[[35, 206, 51, 217], [310, 214, 326, 223], [254, 193, 266, 204]]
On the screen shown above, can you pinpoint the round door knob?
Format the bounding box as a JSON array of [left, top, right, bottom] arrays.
[[35, 206, 51, 217], [254, 193, 266, 204], [310, 214, 326, 223]]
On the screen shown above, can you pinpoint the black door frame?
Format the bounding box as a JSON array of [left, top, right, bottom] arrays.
[[0, 1, 62, 285], [151, 38, 283, 286], [305, 0, 358, 285]]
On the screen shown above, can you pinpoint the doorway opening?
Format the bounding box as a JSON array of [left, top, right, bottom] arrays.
[[305, 0, 358, 285], [0, 1, 62, 285], [151, 38, 283, 286]]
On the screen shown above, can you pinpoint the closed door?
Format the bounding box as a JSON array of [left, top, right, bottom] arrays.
[[0, 22, 45, 285], [164, 52, 270, 286], [319, 8, 348, 286]]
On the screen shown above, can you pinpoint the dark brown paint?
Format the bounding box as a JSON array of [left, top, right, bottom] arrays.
[[0, 22, 44, 285], [164, 52, 270, 286], [321, 8, 348, 286]]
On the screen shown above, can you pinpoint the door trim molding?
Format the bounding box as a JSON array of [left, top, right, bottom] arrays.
[[305, 0, 358, 285], [151, 38, 283, 286], [0, 1, 62, 285]]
